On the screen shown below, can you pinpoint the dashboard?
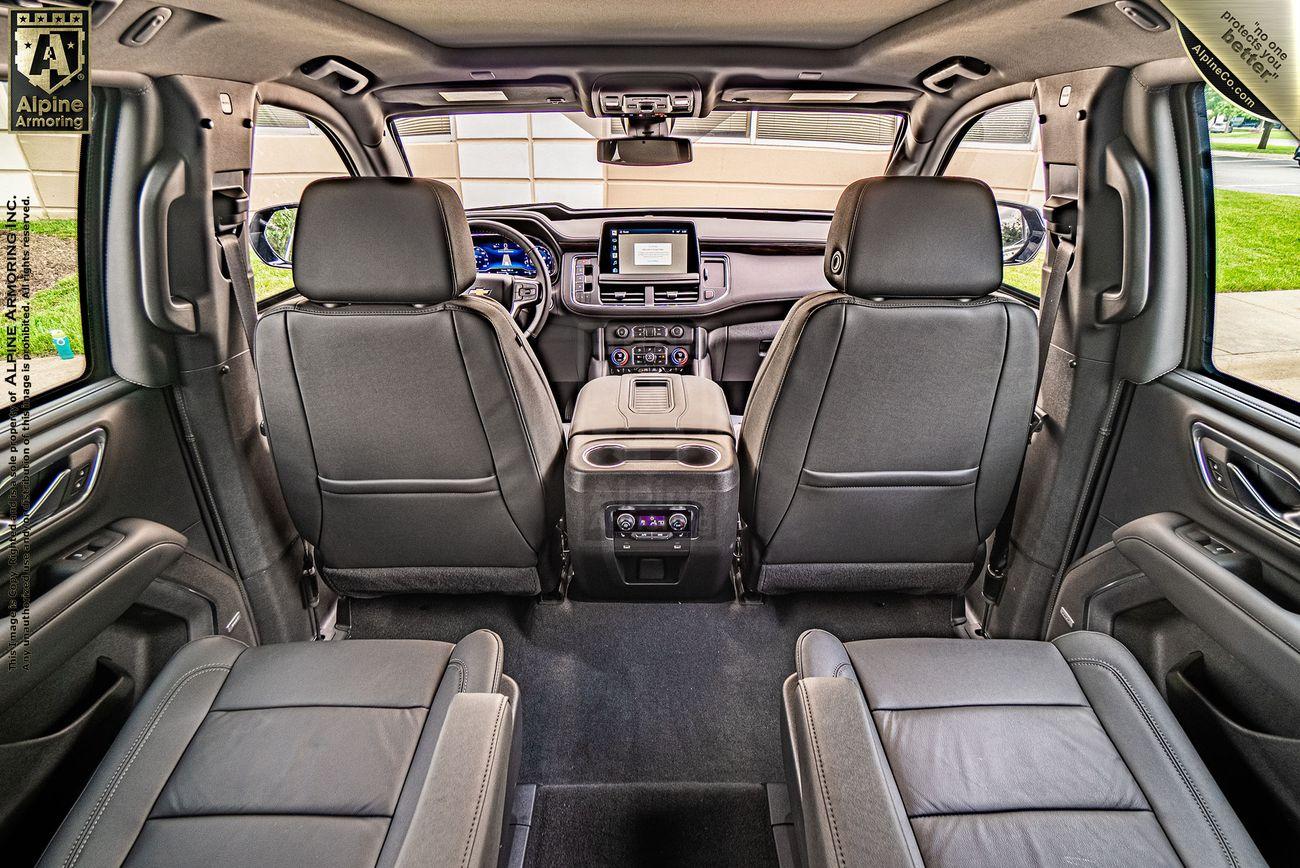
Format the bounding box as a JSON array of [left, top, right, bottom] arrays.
[[472, 233, 558, 279]]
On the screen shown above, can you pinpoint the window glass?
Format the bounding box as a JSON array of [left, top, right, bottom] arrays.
[[0, 84, 88, 398], [396, 110, 899, 210], [249, 105, 348, 300], [945, 101, 1044, 294], [1202, 87, 1300, 403]]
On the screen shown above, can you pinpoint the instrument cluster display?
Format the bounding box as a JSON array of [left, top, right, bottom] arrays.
[[472, 234, 557, 278]]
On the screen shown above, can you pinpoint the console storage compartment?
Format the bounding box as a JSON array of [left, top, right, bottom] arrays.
[[566, 375, 738, 600]]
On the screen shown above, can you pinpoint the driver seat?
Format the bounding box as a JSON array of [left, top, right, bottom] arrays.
[[255, 177, 565, 596]]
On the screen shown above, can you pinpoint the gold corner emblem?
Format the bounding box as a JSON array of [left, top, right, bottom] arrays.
[[14, 9, 87, 96]]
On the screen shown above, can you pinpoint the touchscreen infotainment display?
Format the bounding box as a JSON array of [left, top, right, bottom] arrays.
[[599, 222, 699, 278]]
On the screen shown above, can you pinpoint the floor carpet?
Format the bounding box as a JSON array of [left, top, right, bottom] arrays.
[[351, 592, 953, 784]]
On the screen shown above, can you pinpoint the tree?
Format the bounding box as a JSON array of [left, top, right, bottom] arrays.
[[1205, 90, 1250, 124]]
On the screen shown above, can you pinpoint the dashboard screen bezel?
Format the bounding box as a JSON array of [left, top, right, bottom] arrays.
[[598, 220, 701, 283]]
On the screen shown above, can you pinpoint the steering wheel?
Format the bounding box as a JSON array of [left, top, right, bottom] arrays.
[[464, 219, 554, 339]]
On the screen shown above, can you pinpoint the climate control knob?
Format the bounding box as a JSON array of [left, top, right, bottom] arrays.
[[669, 347, 690, 367], [609, 347, 630, 368], [668, 512, 689, 532], [616, 512, 637, 532]]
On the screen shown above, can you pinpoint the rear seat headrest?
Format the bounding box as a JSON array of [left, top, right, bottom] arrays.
[[292, 177, 478, 304], [824, 176, 1003, 299]]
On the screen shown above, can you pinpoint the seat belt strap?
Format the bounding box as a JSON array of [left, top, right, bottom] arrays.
[[983, 236, 1074, 606], [217, 229, 259, 353]]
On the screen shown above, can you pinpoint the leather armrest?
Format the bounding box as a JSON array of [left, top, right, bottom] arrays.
[[393, 691, 516, 868], [1, 518, 187, 707], [1113, 511, 1300, 706]]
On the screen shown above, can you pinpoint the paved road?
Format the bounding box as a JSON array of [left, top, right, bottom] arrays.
[[1211, 151, 1300, 196], [1215, 290, 1300, 402]]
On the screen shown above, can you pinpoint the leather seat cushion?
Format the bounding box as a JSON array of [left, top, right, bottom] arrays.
[[39, 630, 516, 868], [784, 629, 1265, 868]]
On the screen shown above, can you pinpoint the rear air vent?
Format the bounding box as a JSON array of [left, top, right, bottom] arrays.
[[652, 285, 700, 305], [630, 379, 674, 413], [600, 285, 647, 305]]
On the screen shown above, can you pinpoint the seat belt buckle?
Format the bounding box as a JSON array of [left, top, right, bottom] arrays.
[[300, 545, 320, 609]]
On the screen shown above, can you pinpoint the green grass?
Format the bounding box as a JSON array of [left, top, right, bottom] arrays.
[[2, 275, 87, 358], [1210, 139, 1298, 155], [1003, 257, 1043, 295], [30, 219, 77, 239], [1215, 189, 1300, 292], [251, 246, 295, 301]]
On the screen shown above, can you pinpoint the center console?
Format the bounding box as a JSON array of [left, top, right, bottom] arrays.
[[565, 374, 738, 600]]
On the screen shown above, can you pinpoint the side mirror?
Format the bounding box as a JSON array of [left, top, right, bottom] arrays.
[[997, 201, 1047, 265], [596, 136, 693, 166], [249, 203, 299, 267]]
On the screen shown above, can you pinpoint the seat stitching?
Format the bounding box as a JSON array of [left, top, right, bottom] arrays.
[[832, 662, 853, 679], [447, 659, 466, 693], [797, 680, 847, 868], [64, 664, 232, 868], [460, 697, 508, 868], [1065, 656, 1238, 867]]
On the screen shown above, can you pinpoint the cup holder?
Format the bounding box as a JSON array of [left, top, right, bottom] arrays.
[[675, 444, 721, 467], [582, 442, 721, 469]]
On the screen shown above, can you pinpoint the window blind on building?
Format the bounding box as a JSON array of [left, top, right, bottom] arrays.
[[392, 115, 454, 139], [754, 111, 898, 146], [964, 102, 1036, 145]]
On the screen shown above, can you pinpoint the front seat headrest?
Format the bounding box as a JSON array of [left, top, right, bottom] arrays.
[[824, 176, 1003, 298], [292, 177, 478, 304]]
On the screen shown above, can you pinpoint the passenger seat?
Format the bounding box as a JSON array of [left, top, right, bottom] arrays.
[[38, 631, 518, 868], [783, 630, 1265, 867]]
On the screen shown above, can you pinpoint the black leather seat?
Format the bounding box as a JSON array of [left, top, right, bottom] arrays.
[[738, 176, 1037, 595], [783, 629, 1266, 867], [38, 631, 519, 868], [255, 177, 565, 597]]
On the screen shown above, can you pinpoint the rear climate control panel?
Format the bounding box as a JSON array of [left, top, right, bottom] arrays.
[[605, 322, 692, 373], [604, 504, 699, 541]]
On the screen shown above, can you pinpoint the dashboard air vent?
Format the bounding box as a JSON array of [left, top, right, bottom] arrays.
[[652, 285, 700, 305], [599, 285, 648, 305]]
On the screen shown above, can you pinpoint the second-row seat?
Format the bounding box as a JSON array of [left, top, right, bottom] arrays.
[[37, 630, 518, 868], [783, 629, 1266, 867]]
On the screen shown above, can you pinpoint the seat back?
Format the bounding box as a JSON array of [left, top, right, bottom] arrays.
[[255, 178, 563, 596], [739, 177, 1037, 594]]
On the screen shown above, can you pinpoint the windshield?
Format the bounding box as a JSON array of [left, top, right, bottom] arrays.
[[392, 110, 908, 210]]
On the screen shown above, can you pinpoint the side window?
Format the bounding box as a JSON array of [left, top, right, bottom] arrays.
[[0, 84, 88, 399], [945, 100, 1044, 294], [1201, 86, 1300, 405], [249, 105, 349, 301]]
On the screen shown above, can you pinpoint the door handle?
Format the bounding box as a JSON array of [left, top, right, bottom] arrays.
[[0, 469, 72, 536], [1227, 461, 1300, 531]]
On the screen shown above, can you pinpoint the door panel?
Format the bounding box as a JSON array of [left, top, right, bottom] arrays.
[[1084, 371, 1300, 859], [0, 380, 221, 865]]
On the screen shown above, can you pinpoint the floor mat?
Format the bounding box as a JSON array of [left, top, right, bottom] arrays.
[[351, 592, 952, 784], [522, 783, 779, 868]]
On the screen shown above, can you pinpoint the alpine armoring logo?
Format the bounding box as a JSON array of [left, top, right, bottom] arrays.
[[8, 8, 90, 134]]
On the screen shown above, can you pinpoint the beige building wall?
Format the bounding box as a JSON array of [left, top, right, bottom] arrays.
[[0, 87, 81, 219], [250, 110, 1044, 213]]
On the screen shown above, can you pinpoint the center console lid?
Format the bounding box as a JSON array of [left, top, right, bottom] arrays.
[[570, 374, 732, 436]]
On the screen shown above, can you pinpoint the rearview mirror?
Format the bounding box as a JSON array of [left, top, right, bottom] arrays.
[[996, 201, 1047, 265], [249, 203, 299, 267], [597, 136, 693, 166]]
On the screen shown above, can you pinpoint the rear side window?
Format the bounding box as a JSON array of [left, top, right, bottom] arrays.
[[1200, 85, 1300, 405], [0, 84, 88, 399], [945, 101, 1044, 295]]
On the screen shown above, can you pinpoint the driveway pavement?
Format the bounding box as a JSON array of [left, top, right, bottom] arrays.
[[1211, 152, 1300, 196], [1214, 290, 1300, 401]]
